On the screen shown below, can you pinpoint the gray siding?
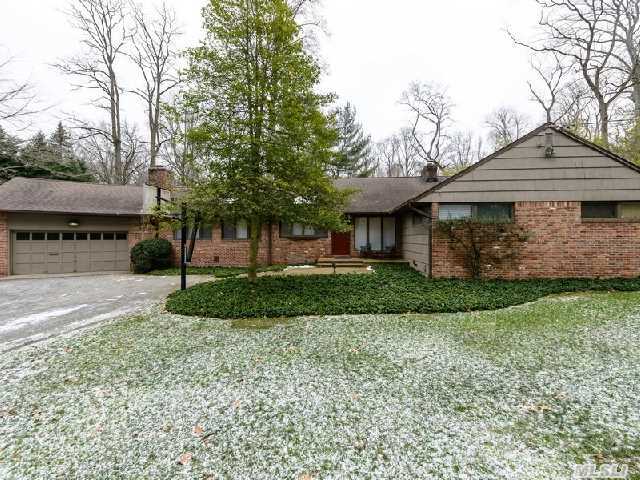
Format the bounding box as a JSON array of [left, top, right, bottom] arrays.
[[400, 212, 430, 275], [418, 129, 640, 203]]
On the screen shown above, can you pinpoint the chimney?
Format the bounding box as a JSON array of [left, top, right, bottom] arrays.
[[422, 162, 439, 182], [147, 166, 173, 190]]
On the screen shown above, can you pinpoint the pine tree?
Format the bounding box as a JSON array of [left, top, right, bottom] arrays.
[[0, 127, 22, 183], [330, 102, 375, 177]]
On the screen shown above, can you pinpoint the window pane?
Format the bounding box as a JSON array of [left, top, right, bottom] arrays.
[[47, 233, 60, 241], [16, 232, 30, 241], [102, 232, 115, 240], [355, 217, 368, 250], [439, 204, 472, 220], [582, 202, 617, 219], [222, 223, 235, 240], [199, 225, 212, 240], [383, 217, 396, 250], [236, 220, 248, 239], [477, 203, 513, 221], [32, 232, 45, 241], [292, 223, 304, 236], [116, 232, 127, 240], [303, 225, 315, 236], [619, 203, 640, 219], [90, 233, 102, 240], [63, 233, 75, 241], [76, 233, 88, 241], [369, 217, 382, 251], [280, 223, 292, 237]]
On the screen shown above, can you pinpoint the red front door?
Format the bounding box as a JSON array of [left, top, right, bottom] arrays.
[[331, 231, 351, 256]]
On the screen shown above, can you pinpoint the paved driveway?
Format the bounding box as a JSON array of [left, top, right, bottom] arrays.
[[0, 274, 209, 352]]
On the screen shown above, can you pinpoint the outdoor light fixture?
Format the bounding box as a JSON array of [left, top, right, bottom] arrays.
[[68, 220, 80, 228]]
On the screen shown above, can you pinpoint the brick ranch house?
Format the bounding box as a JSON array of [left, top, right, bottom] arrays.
[[1, 123, 639, 279]]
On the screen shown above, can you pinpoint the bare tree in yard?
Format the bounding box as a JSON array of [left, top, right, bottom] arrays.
[[56, 0, 132, 182], [376, 136, 400, 177], [78, 122, 146, 184], [509, 0, 631, 145], [130, 2, 181, 168], [485, 107, 530, 149], [160, 97, 200, 184], [528, 53, 577, 123], [442, 131, 485, 174], [0, 54, 40, 129], [400, 82, 453, 169], [606, 0, 640, 119]]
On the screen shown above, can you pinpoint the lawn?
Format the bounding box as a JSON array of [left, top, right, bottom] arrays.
[[1, 293, 639, 479], [167, 263, 640, 318]]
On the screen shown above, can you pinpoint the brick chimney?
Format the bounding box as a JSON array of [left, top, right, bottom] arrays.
[[422, 162, 439, 182], [147, 166, 173, 190]]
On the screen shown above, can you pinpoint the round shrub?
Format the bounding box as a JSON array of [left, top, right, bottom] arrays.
[[130, 238, 173, 273]]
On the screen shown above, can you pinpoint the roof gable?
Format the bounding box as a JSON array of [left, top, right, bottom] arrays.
[[414, 124, 640, 203]]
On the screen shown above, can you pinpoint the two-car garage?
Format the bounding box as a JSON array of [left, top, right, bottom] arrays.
[[11, 231, 130, 275]]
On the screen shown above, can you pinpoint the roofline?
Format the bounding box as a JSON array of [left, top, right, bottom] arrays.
[[0, 209, 144, 217], [409, 123, 640, 204]]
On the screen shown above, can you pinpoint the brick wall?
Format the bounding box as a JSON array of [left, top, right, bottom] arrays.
[[0, 212, 7, 276], [432, 201, 640, 279], [146, 223, 331, 267]]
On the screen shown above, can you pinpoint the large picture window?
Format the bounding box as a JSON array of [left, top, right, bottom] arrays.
[[354, 216, 396, 252], [582, 202, 640, 220], [222, 220, 249, 240], [438, 203, 514, 222], [174, 225, 213, 241], [280, 223, 328, 239]]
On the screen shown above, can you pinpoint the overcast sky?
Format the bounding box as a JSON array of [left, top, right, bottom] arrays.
[[0, 0, 543, 141]]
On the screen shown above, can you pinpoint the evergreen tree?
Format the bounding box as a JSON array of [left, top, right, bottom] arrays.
[[330, 102, 375, 177], [0, 127, 22, 183], [183, 0, 350, 281]]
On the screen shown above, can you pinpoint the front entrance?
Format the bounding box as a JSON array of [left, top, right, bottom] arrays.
[[331, 231, 351, 256], [11, 231, 130, 275]]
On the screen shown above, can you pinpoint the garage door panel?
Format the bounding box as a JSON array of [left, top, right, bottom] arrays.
[[12, 231, 130, 275]]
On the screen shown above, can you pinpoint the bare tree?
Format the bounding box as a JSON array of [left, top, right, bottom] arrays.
[[78, 121, 146, 184], [375, 136, 400, 177], [160, 98, 199, 184], [396, 127, 421, 176], [442, 131, 485, 174], [130, 2, 181, 168], [56, 0, 132, 182], [509, 0, 632, 144], [528, 53, 576, 123], [486, 107, 530, 149], [607, 0, 640, 119], [0, 54, 39, 129], [400, 81, 453, 169]]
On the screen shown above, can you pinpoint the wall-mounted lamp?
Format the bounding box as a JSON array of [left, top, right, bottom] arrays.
[[68, 220, 80, 228]]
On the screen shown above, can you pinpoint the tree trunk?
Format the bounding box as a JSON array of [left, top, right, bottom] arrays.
[[632, 70, 640, 122], [599, 102, 609, 146], [247, 218, 261, 282]]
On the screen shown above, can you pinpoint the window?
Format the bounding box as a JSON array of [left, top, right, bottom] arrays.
[[438, 203, 514, 222], [582, 202, 640, 220], [47, 233, 60, 241], [90, 233, 102, 240], [174, 225, 213, 241], [222, 220, 249, 240], [353, 216, 396, 251], [31, 232, 45, 241], [102, 232, 115, 240], [16, 232, 30, 241], [76, 233, 88, 241], [280, 223, 328, 239], [63, 233, 75, 241], [116, 232, 128, 241]]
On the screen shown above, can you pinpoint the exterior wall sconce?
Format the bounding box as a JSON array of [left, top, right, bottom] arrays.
[[68, 220, 80, 228]]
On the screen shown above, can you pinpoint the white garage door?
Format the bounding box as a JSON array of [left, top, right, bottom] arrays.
[[11, 231, 130, 275]]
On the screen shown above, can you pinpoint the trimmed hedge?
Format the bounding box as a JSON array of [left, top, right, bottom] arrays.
[[166, 263, 640, 319], [148, 265, 287, 278], [130, 238, 173, 274]]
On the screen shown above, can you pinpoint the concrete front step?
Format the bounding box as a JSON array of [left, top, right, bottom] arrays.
[[316, 262, 367, 268]]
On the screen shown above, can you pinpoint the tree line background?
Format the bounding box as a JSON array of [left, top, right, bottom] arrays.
[[1, 0, 639, 185]]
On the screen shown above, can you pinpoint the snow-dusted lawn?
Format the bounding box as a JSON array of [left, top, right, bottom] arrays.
[[1, 292, 640, 479]]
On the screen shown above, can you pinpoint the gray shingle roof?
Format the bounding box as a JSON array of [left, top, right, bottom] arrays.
[[334, 176, 445, 214], [0, 177, 145, 216]]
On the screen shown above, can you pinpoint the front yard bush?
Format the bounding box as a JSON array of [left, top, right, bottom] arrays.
[[130, 238, 173, 273], [166, 263, 640, 318]]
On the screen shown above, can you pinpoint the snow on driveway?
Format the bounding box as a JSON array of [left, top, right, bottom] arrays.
[[0, 274, 210, 352]]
